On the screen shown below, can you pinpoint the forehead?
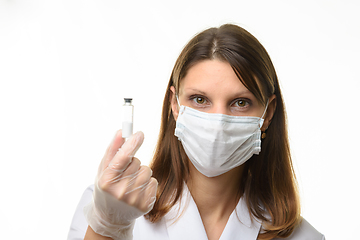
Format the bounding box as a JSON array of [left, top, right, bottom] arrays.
[[179, 60, 250, 95]]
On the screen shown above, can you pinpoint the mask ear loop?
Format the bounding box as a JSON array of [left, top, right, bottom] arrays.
[[176, 95, 180, 109], [261, 100, 269, 139], [261, 100, 269, 120], [176, 95, 185, 115]]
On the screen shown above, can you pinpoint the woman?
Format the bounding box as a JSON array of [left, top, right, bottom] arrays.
[[68, 24, 324, 240]]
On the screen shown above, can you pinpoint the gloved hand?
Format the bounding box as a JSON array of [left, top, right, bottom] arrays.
[[84, 130, 158, 240]]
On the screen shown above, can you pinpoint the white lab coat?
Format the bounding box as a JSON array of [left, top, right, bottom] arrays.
[[68, 185, 325, 240]]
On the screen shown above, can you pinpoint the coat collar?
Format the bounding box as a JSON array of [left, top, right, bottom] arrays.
[[165, 185, 262, 240]]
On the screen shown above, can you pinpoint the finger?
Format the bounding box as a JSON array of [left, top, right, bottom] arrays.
[[139, 177, 158, 213], [123, 170, 157, 213], [107, 131, 144, 172], [124, 166, 153, 196], [101, 157, 141, 188], [132, 166, 153, 189], [100, 130, 126, 172], [107, 130, 126, 160], [119, 131, 144, 158], [111, 163, 150, 203], [118, 157, 142, 180]]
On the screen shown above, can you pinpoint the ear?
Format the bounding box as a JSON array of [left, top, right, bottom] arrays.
[[261, 94, 276, 132], [170, 86, 179, 121]]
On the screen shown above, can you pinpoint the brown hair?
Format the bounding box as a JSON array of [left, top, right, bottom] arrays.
[[147, 24, 300, 239]]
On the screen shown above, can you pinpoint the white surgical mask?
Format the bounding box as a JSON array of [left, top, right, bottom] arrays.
[[174, 99, 268, 177]]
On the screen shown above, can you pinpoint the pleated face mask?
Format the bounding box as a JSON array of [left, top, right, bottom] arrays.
[[174, 100, 267, 177]]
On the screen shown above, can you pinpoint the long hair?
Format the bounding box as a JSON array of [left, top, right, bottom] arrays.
[[146, 24, 301, 239]]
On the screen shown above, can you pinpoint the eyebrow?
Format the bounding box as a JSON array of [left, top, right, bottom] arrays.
[[184, 88, 252, 96], [184, 88, 208, 95]]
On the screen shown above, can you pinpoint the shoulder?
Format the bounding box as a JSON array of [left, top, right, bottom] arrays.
[[281, 217, 325, 240]]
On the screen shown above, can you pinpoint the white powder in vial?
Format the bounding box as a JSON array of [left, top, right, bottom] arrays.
[[122, 121, 133, 138]]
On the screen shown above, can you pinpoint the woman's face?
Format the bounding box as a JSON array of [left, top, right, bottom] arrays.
[[170, 59, 276, 131], [173, 59, 267, 116]]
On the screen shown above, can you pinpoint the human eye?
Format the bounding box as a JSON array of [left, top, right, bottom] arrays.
[[235, 99, 249, 107], [231, 98, 251, 111], [193, 96, 206, 104], [189, 95, 209, 107]]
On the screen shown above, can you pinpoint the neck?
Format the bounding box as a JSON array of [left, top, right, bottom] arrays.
[[187, 163, 244, 220]]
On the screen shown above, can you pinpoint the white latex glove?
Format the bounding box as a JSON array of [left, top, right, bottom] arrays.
[[84, 130, 158, 240]]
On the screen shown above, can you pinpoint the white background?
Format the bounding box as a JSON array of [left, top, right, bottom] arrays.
[[0, 0, 359, 239]]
